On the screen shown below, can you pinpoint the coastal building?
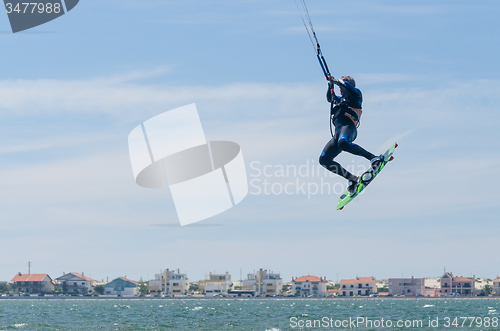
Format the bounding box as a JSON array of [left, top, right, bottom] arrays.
[[242, 269, 282, 297], [492, 277, 500, 295], [148, 269, 189, 296], [440, 272, 475, 296], [55, 272, 96, 294], [11, 273, 54, 294], [104, 277, 139, 296], [340, 277, 376, 296], [326, 288, 340, 297], [199, 272, 232, 297], [388, 277, 425, 296], [291, 275, 328, 297]]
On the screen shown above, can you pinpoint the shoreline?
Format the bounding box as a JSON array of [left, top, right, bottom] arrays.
[[1, 297, 499, 301]]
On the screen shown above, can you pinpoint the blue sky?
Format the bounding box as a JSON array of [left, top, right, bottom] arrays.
[[1, 0, 499, 284]]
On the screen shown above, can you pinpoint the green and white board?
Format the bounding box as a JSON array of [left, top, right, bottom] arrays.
[[337, 142, 398, 210]]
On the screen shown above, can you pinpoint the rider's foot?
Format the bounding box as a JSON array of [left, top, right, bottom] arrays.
[[360, 170, 374, 183], [347, 176, 359, 196], [370, 155, 384, 173]]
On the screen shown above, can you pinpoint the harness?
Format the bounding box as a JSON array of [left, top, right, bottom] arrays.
[[330, 92, 362, 131], [345, 107, 362, 127]]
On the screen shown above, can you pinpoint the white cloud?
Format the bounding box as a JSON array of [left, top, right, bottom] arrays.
[[0, 132, 119, 155], [1, 73, 499, 218]]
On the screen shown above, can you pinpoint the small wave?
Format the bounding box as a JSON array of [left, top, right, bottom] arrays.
[[423, 304, 435, 308], [191, 307, 203, 311], [488, 309, 497, 314], [14, 324, 27, 328], [265, 328, 280, 331]]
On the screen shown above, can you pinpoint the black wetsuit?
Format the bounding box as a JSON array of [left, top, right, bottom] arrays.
[[319, 80, 375, 181]]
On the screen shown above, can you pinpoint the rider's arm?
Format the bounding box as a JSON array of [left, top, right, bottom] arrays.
[[331, 79, 361, 98], [327, 83, 339, 103]]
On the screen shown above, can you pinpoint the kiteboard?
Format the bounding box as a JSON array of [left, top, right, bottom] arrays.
[[337, 142, 398, 210]]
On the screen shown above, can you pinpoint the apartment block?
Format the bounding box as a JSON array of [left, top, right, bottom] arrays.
[[148, 269, 189, 296], [242, 269, 282, 297], [199, 272, 232, 296]]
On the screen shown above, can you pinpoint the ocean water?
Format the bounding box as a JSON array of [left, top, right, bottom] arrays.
[[0, 299, 498, 330]]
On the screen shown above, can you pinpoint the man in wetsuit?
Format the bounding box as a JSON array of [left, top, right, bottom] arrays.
[[319, 75, 382, 195]]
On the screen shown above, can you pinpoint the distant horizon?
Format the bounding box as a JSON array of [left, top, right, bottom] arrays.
[[1, 270, 496, 284]]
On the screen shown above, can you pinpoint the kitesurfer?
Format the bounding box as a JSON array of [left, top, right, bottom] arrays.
[[319, 76, 382, 195]]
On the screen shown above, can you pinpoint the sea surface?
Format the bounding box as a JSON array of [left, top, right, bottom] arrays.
[[0, 298, 499, 330]]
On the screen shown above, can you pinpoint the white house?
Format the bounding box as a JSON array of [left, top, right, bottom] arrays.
[[340, 277, 377, 296], [292, 275, 328, 297], [55, 272, 96, 294]]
